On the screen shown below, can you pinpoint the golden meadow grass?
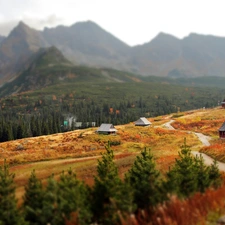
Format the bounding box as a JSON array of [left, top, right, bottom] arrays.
[[0, 106, 225, 203]]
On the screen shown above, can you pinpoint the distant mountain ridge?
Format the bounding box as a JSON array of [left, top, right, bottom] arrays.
[[1, 20, 225, 83], [0, 35, 5, 44], [0, 46, 146, 96], [2, 45, 225, 98]]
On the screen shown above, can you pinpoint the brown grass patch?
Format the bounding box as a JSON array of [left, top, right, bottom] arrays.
[[0, 106, 223, 204]]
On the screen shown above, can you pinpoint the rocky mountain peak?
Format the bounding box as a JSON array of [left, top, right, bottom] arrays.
[[149, 32, 180, 46], [32, 46, 73, 69], [0, 35, 5, 44], [1, 20, 225, 81]]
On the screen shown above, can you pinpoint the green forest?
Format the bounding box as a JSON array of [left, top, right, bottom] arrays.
[[0, 141, 221, 225], [0, 81, 224, 142]]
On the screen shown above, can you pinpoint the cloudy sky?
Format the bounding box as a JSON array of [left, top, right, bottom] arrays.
[[0, 0, 224, 46]]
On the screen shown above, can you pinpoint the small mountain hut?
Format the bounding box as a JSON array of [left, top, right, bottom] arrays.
[[219, 122, 225, 138], [134, 117, 151, 126], [96, 123, 117, 134], [221, 99, 225, 108]]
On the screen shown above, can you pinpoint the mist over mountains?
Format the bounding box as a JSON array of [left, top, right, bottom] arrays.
[[0, 35, 5, 44], [1, 20, 225, 84]]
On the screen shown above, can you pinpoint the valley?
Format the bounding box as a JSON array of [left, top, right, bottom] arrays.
[[1, 3, 225, 224], [1, 106, 223, 204], [0, 90, 224, 224], [0, 20, 225, 224]]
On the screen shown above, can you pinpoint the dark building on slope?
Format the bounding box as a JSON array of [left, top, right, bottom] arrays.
[[219, 122, 225, 138]]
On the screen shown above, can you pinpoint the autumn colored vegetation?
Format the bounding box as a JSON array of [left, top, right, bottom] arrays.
[[0, 141, 223, 225], [1, 106, 225, 224], [172, 107, 225, 136], [201, 140, 225, 162]]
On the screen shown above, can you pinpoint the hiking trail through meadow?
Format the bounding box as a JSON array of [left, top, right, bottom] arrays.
[[162, 120, 225, 171]]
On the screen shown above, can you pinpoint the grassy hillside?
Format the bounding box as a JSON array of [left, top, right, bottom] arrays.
[[1, 79, 224, 118], [0, 106, 223, 199], [0, 106, 224, 224], [143, 75, 225, 88]]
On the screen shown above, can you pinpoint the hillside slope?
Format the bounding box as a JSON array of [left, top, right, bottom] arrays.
[[0, 106, 223, 225], [1, 106, 223, 199], [0, 46, 144, 97]]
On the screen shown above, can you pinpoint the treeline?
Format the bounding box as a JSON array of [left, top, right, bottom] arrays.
[[0, 141, 221, 225], [0, 88, 221, 142], [0, 96, 177, 142], [0, 111, 64, 142]]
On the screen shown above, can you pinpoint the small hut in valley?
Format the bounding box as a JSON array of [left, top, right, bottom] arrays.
[[96, 123, 117, 134], [134, 117, 151, 126], [221, 99, 225, 108], [219, 122, 225, 138]]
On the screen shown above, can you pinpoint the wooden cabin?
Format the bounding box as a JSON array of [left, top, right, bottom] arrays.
[[96, 123, 117, 134], [221, 99, 225, 108], [219, 122, 225, 138], [134, 117, 151, 126]]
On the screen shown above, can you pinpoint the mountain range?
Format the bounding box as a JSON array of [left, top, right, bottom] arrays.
[[1, 20, 225, 85]]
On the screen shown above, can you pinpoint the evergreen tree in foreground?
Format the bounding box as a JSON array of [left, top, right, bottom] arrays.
[[125, 148, 164, 210], [194, 154, 211, 193], [92, 142, 134, 225], [0, 160, 26, 225], [55, 169, 92, 225], [23, 170, 44, 224], [165, 139, 222, 198], [37, 175, 58, 225], [208, 159, 222, 188]]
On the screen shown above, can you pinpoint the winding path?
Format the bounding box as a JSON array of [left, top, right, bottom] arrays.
[[191, 151, 225, 172], [194, 132, 211, 147], [162, 120, 175, 130], [162, 120, 225, 171]]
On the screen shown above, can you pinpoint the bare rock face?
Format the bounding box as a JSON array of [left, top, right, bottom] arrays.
[[2, 21, 225, 83], [0, 21, 49, 82]]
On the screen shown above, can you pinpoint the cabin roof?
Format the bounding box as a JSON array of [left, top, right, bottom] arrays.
[[97, 123, 117, 132], [219, 122, 225, 131], [135, 117, 151, 125]]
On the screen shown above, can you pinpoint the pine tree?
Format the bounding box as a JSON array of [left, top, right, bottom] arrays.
[[39, 174, 58, 225], [41, 120, 49, 135], [23, 170, 44, 224], [17, 124, 24, 139], [0, 160, 26, 225], [92, 142, 133, 224], [1, 124, 14, 141], [56, 169, 92, 225], [30, 116, 37, 137], [194, 154, 210, 193], [165, 139, 222, 197], [35, 117, 42, 137], [208, 159, 222, 188], [165, 139, 198, 197], [125, 148, 163, 210]]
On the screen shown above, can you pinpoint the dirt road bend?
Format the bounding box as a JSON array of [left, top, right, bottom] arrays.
[[162, 120, 175, 130], [162, 120, 211, 146], [194, 132, 211, 146], [191, 151, 225, 172], [161, 120, 225, 171]]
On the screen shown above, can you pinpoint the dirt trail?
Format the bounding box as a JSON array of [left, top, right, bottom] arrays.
[[161, 120, 225, 171], [192, 151, 225, 172], [194, 132, 211, 147], [162, 120, 175, 130], [162, 120, 211, 146]]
